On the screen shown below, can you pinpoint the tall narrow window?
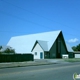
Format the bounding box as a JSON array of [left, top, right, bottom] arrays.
[[58, 37, 61, 42], [35, 52, 37, 55], [58, 37, 61, 53]]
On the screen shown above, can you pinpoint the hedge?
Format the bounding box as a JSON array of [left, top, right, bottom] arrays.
[[0, 54, 33, 62]]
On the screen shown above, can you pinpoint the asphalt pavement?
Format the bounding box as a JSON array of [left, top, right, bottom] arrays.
[[0, 62, 80, 80], [0, 59, 69, 68]]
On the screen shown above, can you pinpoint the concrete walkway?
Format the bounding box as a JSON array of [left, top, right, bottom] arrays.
[[0, 59, 69, 69]]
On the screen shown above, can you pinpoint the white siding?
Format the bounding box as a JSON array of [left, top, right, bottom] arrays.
[[32, 43, 44, 59], [75, 54, 80, 58]]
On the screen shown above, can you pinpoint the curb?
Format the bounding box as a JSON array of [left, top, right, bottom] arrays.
[[0, 62, 57, 69]]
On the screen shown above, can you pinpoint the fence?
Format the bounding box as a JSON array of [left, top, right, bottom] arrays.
[[0, 54, 33, 62]]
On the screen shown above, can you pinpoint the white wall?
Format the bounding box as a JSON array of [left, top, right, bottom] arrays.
[[32, 43, 44, 59], [75, 54, 80, 58]]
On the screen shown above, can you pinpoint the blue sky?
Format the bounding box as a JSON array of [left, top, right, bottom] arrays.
[[0, 0, 80, 47]]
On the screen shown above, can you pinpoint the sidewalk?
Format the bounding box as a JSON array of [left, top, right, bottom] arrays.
[[0, 59, 69, 69]]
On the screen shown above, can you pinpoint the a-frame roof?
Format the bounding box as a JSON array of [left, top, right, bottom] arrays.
[[7, 30, 61, 53], [66, 44, 73, 52], [31, 32, 73, 53], [31, 40, 48, 52]]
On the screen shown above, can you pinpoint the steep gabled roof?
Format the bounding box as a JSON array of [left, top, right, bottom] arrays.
[[7, 30, 61, 53], [66, 43, 74, 52], [31, 40, 48, 52]]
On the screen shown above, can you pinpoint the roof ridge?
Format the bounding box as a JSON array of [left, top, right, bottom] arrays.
[[12, 30, 61, 38], [37, 40, 48, 42]]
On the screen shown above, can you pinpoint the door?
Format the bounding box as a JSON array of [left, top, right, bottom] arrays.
[[40, 52, 43, 59]]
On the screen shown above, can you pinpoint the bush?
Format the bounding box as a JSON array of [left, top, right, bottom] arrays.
[[3, 48, 15, 54]]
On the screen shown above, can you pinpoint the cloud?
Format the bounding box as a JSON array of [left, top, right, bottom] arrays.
[[68, 38, 79, 43]]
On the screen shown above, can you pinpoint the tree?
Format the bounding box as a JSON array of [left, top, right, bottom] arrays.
[[0, 46, 2, 54], [0, 46, 2, 50], [72, 46, 77, 51], [72, 44, 80, 51], [76, 44, 80, 51], [3, 48, 15, 54]]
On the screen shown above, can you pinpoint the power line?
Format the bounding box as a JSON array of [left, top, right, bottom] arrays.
[[0, 0, 79, 38], [1, 0, 78, 31], [0, 10, 52, 30], [0, 10, 79, 38]]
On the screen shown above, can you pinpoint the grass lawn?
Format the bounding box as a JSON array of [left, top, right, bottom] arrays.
[[64, 58, 80, 62]]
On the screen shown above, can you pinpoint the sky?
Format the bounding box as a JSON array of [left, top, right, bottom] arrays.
[[0, 0, 80, 47]]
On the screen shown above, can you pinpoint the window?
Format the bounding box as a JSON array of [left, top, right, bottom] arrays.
[[58, 37, 61, 42], [35, 52, 37, 55], [57, 37, 61, 53]]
